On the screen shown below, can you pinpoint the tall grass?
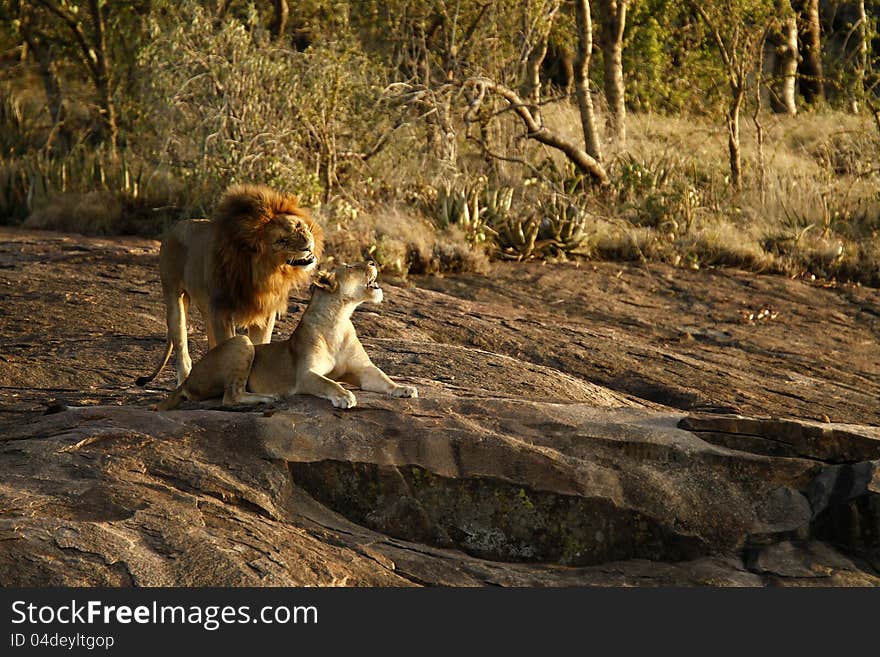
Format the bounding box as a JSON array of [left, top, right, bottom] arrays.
[[0, 146, 192, 236]]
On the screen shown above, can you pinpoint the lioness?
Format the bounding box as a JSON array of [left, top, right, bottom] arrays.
[[137, 184, 323, 387], [156, 261, 418, 411]]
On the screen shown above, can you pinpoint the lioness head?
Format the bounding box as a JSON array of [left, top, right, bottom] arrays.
[[313, 261, 382, 304], [265, 213, 319, 270]]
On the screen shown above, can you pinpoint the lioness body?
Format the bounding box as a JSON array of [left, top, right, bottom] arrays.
[[157, 262, 417, 410], [137, 184, 323, 386]]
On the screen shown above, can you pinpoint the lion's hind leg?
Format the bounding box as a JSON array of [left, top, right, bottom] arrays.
[[158, 335, 268, 410], [219, 336, 278, 407], [169, 289, 193, 386], [224, 388, 279, 406], [137, 289, 186, 387], [155, 384, 187, 411]]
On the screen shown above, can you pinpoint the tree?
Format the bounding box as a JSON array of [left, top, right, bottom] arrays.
[[17, 0, 120, 155], [692, 0, 774, 191], [767, 0, 798, 115], [542, 38, 574, 96], [462, 78, 608, 184], [794, 0, 824, 104], [17, 6, 69, 150], [270, 0, 288, 41], [520, 0, 562, 122], [597, 0, 627, 145], [448, 0, 608, 184], [377, 1, 604, 186], [573, 0, 602, 161], [852, 0, 868, 112]]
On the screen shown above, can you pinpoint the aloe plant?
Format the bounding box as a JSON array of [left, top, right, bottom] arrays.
[[434, 180, 496, 245], [492, 215, 541, 260], [536, 194, 590, 256]]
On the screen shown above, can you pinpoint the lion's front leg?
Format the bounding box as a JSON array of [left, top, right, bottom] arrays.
[[298, 371, 357, 409], [208, 312, 236, 350], [247, 313, 276, 345], [348, 364, 418, 399]]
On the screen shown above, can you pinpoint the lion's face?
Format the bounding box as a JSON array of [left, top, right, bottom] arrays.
[[265, 214, 318, 270], [314, 261, 383, 304]]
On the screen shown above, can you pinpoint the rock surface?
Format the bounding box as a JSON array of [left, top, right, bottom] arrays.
[[1, 227, 879, 586]]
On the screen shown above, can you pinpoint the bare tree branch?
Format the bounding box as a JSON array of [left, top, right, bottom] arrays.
[[462, 77, 608, 185], [465, 132, 551, 184]]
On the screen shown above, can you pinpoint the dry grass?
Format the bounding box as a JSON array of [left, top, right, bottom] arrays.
[[322, 206, 490, 277], [22, 190, 179, 237], [534, 105, 880, 283], [24, 192, 125, 234]]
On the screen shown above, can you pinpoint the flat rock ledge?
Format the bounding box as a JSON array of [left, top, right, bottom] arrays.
[[2, 351, 878, 587]]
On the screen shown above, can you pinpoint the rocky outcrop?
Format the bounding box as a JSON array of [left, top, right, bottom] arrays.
[[1, 227, 879, 586], [2, 360, 878, 586]]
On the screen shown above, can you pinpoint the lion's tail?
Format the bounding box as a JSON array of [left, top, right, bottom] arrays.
[[136, 338, 174, 387], [155, 384, 186, 411]]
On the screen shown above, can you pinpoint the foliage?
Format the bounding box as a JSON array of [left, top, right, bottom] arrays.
[[430, 178, 591, 261], [136, 2, 388, 212], [0, 0, 878, 283], [535, 193, 591, 257], [622, 2, 720, 113], [432, 178, 520, 248]]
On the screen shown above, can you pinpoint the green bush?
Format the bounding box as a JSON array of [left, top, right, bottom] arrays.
[[136, 2, 389, 211]]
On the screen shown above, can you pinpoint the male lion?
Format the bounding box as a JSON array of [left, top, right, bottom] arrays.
[[137, 184, 323, 386], [156, 261, 417, 410]]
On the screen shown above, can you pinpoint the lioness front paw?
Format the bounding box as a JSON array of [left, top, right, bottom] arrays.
[[390, 385, 418, 398], [330, 390, 357, 409]]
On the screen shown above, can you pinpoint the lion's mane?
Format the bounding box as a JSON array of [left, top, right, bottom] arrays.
[[211, 184, 324, 327]]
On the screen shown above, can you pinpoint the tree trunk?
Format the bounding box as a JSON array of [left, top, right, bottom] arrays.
[[30, 0, 118, 154], [270, 0, 289, 41], [598, 0, 627, 146], [727, 84, 744, 191], [87, 0, 117, 156], [520, 2, 560, 124], [19, 11, 68, 152], [795, 0, 824, 105], [857, 0, 867, 80], [852, 0, 867, 112], [768, 1, 798, 116], [522, 34, 549, 117], [542, 41, 574, 95], [31, 39, 70, 152], [573, 0, 603, 162]]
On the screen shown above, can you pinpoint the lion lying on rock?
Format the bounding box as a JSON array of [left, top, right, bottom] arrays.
[[156, 261, 417, 410], [137, 184, 324, 386]]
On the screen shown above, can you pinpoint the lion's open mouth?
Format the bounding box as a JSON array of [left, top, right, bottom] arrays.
[[287, 254, 316, 267]]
